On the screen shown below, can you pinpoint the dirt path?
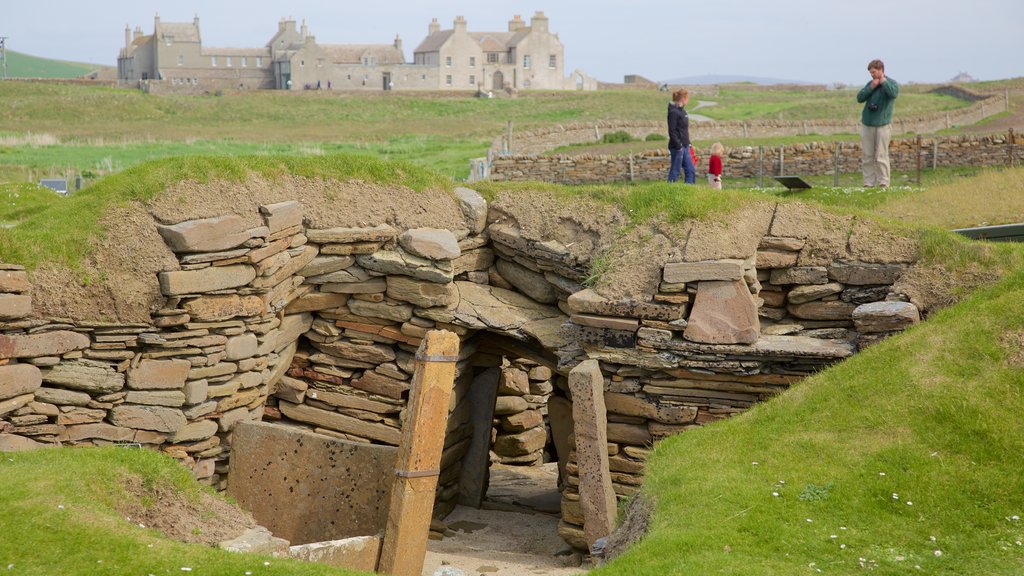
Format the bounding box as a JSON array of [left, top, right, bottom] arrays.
[[423, 463, 587, 576]]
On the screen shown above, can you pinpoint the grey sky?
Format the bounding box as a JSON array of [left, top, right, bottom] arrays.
[[2, 0, 1021, 84]]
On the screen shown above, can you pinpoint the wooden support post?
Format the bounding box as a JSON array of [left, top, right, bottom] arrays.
[[778, 145, 785, 177], [916, 135, 923, 185], [833, 142, 840, 187], [506, 121, 513, 155], [932, 139, 938, 170], [758, 145, 764, 188], [377, 330, 460, 576]]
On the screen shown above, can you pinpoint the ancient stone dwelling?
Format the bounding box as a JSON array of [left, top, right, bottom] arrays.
[[0, 180, 926, 550]]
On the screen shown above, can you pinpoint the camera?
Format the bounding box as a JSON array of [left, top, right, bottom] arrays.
[[868, 102, 879, 112]]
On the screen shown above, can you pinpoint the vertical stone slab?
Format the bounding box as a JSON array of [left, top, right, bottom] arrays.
[[547, 394, 574, 490], [568, 359, 617, 551], [683, 279, 760, 344], [456, 367, 501, 507]]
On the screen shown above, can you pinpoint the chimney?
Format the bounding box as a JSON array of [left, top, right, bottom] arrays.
[[530, 11, 549, 33], [194, 14, 200, 28], [134, 26, 143, 41], [454, 15, 467, 34], [304, 34, 315, 47], [125, 24, 131, 49], [394, 34, 403, 54], [301, 18, 308, 39], [154, 13, 160, 29], [508, 15, 525, 32], [428, 18, 440, 35]]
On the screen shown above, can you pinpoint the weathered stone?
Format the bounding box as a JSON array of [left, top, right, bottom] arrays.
[[34, 386, 92, 407], [251, 245, 318, 289], [494, 258, 559, 304], [275, 313, 314, 353], [498, 368, 530, 396], [493, 427, 547, 456], [455, 187, 488, 234], [841, 286, 891, 304], [348, 370, 409, 400], [225, 333, 258, 361], [306, 224, 397, 244], [157, 214, 252, 253], [218, 406, 253, 432], [399, 228, 461, 260], [604, 392, 697, 425], [606, 422, 653, 446], [259, 200, 303, 234], [183, 379, 209, 404], [158, 265, 256, 296], [311, 339, 395, 365], [347, 298, 413, 322], [320, 278, 388, 294], [305, 266, 374, 285], [0, 364, 42, 401], [499, 409, 544, 433], [756, 249, 799, 269], [786, 282, 844, 304], [305, 387, 400, 414], [570, 314, 640, 332], [279, 401, 401, 445], [0, 393, 34, 417], [41, 360, 125, 394], [852, 301, 920, 333], [124, 390, 187, 407], [0, 294, 32, 320], [684, 280, 759, 345], [0, 330, 90, 359], [828, 262, 904, 286], [60, 423, 136, 443], [274, 375, 308, 403], [569, 360, 617, 549], [0, 270, 31, 293], [567, 288, 683, 322], [663, 260, 744, 284], [284, 292, 350, 314], [452, 248, 495, 276], [494, 395, 529, 415], [770, 266, 829, 285], [385, 276, 453, 308], [759, 236, 806, 251], [788, 300, 857, 321], [288, 536, 381, 572], [128, 358, 191, 390], [183, 294, 265, 321], [109, 405, 186, 433], [220, 526, 290, 557], [420, 281, 564, 337], [356, 250, 453, 284], [298, 255, 356, 278], [188, 362, 238, 380], [0, 433, 43, 451]]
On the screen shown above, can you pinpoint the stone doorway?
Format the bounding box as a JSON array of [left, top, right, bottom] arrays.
[[492, 71, 505, 91]]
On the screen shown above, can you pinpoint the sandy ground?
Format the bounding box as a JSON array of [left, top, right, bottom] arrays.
[[423, 463, 587, 576]]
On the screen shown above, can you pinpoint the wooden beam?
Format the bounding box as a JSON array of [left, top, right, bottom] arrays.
[[377, 330, 460, 576]]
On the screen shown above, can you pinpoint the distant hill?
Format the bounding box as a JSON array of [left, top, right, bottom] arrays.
[[662, 74, 817, 86], [2, 50, 109, 79]]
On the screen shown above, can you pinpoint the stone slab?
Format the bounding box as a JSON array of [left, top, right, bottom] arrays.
[[683, 280, 759, 345]]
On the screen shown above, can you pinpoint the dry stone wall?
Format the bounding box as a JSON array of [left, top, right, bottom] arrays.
[[0, 186, 927, 550], [490, 133, 1022, 184]]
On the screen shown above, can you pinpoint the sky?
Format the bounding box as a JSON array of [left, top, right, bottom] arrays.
[[2, 0, 1022, 85]]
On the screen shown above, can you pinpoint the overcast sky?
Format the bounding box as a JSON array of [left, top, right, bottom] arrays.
[[3, 0, 1021, 85]]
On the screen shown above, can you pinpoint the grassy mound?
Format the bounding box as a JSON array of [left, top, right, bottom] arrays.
[[0, 447, 362, 575], [598, 264, 1024, 575]]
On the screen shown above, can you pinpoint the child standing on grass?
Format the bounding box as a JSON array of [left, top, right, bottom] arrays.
[[707, 142, 724, 189]]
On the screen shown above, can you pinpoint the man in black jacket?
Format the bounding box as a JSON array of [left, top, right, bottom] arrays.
[[667, 89, 695, 183]]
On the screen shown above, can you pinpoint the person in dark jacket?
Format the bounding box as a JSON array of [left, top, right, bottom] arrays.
[[857, 59, 899, 187], [667, 89, 696, 183]]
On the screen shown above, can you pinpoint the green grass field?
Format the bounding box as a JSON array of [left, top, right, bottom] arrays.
[[1, 50, 106, 79]]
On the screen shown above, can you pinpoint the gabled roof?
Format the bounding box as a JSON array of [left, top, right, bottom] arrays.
[[469, 32, 516, 52], [320, 44, 405, 65], [413, 30, 454, 54], [201, 47, 270, 57], [156, 22, 200, 43]]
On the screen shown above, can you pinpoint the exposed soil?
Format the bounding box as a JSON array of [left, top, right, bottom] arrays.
[[117, 475, 256, 546], [1000, 330, 1024, 368]]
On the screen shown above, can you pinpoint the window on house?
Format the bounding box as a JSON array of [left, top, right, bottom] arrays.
[[211, 56, 216, 67], [523, 55, 531, 69], [347, 74, 351, 80], [242, 57, 247, 67], [226, 56, 232, 67], [165, 36, 173, 47], [177, 54, 183, 66], [421, 74, 426, 80], [445, 75, 452, 86], [445, 56, 452, 67], [549, 55, 557, 69], [488, 53, 498, 64], [469, 56, 475, 67], [256, 57, 263, 67], [469, 75, 475, 85], [300, 60, 305, 67]]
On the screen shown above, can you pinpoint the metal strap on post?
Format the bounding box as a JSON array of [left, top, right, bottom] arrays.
[[414, 353, 458, 363], [394, 468, 440, 479]]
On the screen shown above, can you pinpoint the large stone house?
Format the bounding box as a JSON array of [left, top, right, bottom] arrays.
[[117, 12, 595, 92]]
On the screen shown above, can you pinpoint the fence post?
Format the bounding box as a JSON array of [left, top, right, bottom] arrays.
[[945, 112, 950, 129], [921, 134, 929, 183], [833, 142, 840, 187], [506, 121, 513, 154], [378, 330, 460, 576], [932, 139, 938, 170], [758, 145, 764, 188], [628, 153, 635, 182], [778, 145, 785, 177], [1010, 128, 1016, 168]]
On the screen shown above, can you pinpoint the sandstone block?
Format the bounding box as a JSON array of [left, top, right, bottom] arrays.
[[386, 276, 454, 308], [285, 292, 350, 314], [683, 280, 759, 345], [278, 401, 401, 445], [455, 187, 488, 234], [452, 248, 496, 276], [493, 427, 547, 456], [570, 314, 640, 332], [166, 418, 218, 444], [788, 300, 857, 321], [494, 395, 529, 415], [276, 313, 314, 353], [567, 288, 682, 322], [770, 266, 829, 285], [124, 390, 187, 407], [399, 228, 461, 260], [259, 200, 303, 234], [42, 360, 125, 395], [569, 359, 617, 549], [0, 433, 43, 451], [108, 405, 187, 433], [0, 330, 90, 360], [0, 364, 42, 401], [225, 333, 259, 361], [306, 224, 397, 244], [0, 294, 32, 320], [495, 258, 558, 304], [0, 393, 34, 417], [298, 255, 356, 278], [157, 214, 252, 253], [347, 298, 413, 322], [852, 301, 920, 333], [356, 251, 453, 284], [499, 409, 544, 433], [756, 249, 799, 269], [786, 282, 844, 304], [662, 259, 744, 284], [828, 262, 904, 286], [60, 423, 135, 443], [34, 386, 91, 407], [183, 379, 209, 404], [128, 358, 191, 390], [159, 265, 256, 296], [498, 368, 530, 396], [0, 270, 31, 293], [183, 294, 265, 321], [218, 406, 252, 432]]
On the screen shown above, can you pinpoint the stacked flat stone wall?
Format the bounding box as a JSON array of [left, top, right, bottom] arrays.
[[0, 186, 927, 550], [490, 359, 554, 466], [490, 132, 1022, 184], [489, 95, 1007, 159]]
